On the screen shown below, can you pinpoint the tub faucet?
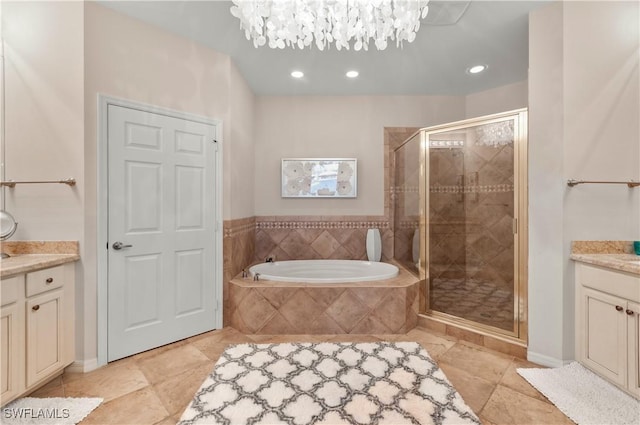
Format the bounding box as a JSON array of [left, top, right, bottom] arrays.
[[253, 273, 260, 282], [265, 256, 275, 263], [241, 269, 248, 278]]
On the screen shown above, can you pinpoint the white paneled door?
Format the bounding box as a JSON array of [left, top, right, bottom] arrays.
[[107, 105, 218, 361]]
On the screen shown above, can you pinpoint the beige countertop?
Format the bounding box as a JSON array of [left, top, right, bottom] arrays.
[[1, 253, 80, 278], [570, 241, 639, 275], [570, 253, 640, 275], [0, 241, 80, 278]]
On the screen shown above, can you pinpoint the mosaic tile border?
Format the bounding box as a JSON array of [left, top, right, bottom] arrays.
[[256, 221, 390, 230], [430, 184, 514, 194]]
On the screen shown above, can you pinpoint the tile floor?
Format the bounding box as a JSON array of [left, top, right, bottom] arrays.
[[29, 327, 573, 425]]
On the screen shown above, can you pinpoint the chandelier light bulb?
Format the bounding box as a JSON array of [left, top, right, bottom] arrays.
[[290, 70, 304, 78], [346, 70, 359, 78], [230, 0, 430, 51]]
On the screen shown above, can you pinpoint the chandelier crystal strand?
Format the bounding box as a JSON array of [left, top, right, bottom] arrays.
[[230, 0, 429, 51]]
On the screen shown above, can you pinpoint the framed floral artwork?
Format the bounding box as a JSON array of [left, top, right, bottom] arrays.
[[281, 158, 357, 198]]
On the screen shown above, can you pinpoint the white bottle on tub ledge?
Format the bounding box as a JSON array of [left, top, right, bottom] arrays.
[[366, 228, 382, 262]]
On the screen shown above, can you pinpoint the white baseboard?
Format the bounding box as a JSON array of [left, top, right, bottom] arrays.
[[66, 358, 99, 373], [527, 351, 573, 368]]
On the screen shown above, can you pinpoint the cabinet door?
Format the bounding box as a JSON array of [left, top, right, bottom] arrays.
[[627, 301, 640, 398], [580, 287, 627, 387], [26, 289, 64, 387], [1, 302, 24, 405]]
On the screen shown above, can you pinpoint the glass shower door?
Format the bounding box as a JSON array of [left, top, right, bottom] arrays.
[[425, 112, 526, 337]]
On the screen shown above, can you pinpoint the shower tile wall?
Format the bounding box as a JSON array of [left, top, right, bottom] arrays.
[[392, 131, 421, 274], [429, 128, 515, 331]]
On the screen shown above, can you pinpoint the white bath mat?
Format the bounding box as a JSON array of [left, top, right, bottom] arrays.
[[517, 362, 639, 425], [1, 397, 103, 425], [179, 341, 480, 424]]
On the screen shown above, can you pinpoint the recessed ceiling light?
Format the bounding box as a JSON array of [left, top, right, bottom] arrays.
[[291, 70, 304, 78], [467, 65, 487, 74], [346, 70, 359, 78]]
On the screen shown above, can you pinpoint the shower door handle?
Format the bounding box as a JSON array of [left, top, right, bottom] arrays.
[[112, 241, 133, 250]]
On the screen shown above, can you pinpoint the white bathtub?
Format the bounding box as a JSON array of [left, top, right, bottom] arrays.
[[249, 260, 399, 283]]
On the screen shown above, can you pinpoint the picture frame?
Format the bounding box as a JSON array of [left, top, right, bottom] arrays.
[[281, 158, 357, 198]]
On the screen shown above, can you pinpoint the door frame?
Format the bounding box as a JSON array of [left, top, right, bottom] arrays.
[[97, 95, 223, 367]]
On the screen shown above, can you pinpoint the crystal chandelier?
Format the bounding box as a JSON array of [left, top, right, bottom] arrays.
[[475, 121, 514, 147], [230, 0, 430, 51]]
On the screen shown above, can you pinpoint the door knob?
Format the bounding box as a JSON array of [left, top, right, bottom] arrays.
[[112, 241, 133, 250]]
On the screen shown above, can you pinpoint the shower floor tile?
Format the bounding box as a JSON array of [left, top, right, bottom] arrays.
[[430, 278, 514, 331]]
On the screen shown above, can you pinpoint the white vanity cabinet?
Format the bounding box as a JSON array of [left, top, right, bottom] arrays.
[[1, 275, 25, 405], [0, 262, 75, 406], [575, 263, 640, 398]]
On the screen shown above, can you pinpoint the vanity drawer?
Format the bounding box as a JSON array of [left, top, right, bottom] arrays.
[[1, 275, 23, 306], [26, 266, 64, 297], [577, 263, 640, 302]]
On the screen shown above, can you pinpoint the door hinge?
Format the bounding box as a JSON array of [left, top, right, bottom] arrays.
[[213, 139, 219, 152], [513, 218, 518, 234]]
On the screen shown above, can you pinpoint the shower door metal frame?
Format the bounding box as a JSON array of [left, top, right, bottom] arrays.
[[419, 109, 528, 342]]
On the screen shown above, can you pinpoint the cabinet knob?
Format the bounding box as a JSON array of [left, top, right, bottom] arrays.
[[626, 309, 635, 316], [615, 305, 623, 311], [45, 277, 53, 284], [32, 305, 40, 311]]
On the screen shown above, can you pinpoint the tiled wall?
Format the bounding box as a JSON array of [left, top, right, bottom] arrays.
[[427, 122, 516, 330], [254, 217, 392, 262], [228, 279, 419, 335], [223, 217, 256, 325], [428, 135, 515, 288], [392, 130, 421, 274]]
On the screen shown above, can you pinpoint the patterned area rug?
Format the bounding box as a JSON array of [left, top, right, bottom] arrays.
[[179, 341, 479, 425]]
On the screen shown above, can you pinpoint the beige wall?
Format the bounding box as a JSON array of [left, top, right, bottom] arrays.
[[3, 2, 256, 365], [3, 1, 85, 240], [561, 0, 639, 361], [528, 0, 639, 366], [228, 62, 256, 219], [465, 81, 528, 119], [254, 95, 466, 216], [3, 0, 86, 363], [528, 0, 565, 367], [82, 2, 235, 364]]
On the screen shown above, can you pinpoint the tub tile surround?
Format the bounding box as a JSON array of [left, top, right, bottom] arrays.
[[223, 217, 256, 325], [228, 267, 419, 335], [570, 240, 639, 275], [255, 216, 393, 262]]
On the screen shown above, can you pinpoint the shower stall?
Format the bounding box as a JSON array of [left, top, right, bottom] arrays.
[[393, 109, 528, 341]]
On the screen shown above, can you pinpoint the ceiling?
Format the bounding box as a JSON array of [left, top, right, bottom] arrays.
[[99, 1, 550, 96]]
